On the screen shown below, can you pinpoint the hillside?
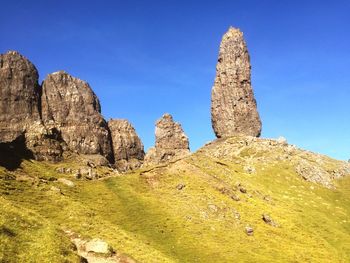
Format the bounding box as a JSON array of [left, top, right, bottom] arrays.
[[1, 136, 349, 262]]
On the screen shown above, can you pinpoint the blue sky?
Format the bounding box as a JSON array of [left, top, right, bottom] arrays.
[[1, 0, 349, 160]]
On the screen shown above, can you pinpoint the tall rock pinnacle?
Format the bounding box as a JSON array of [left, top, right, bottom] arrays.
[[143, 113, 190, 166], [211, 27, 262, 138]]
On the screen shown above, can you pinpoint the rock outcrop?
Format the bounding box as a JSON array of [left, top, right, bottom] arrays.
[[211, 27, 262, 138], [24, 122, 65, 161], [41, 71, 113, 161], [144, 113, 190, 166], [0, 51, 64, 162], [108, 119, 144, 171], [0, 51, 41, 142], [0, 51, 151, 167]]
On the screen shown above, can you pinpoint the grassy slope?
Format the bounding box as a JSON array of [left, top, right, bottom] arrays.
[[0, 137, 349, 262]]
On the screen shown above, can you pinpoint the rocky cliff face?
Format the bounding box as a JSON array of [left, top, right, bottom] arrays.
[[41, 71, 113, 161], [144, 113, 190, 166], [211, 27, 262, 138], [0, 51, 64, 162], [0, 51, 41, 142], [108, 119, 144, 171]]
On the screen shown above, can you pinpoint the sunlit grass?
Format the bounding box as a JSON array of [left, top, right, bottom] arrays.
[[0, 138, 349, 262]]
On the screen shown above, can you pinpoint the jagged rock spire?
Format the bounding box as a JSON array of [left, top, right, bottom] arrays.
[[143, 113, 190, 166], [108, 119, 144, 171], [211, 27, 262, 138]]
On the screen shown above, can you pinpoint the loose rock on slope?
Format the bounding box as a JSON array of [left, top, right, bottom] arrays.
[[41, 71, 113, 162], [211, 27, 261, 138], [143, 113, 190, 166], [108, 119, 145, 171]]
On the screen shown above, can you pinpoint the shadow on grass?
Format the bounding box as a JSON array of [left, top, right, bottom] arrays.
[[0, 226, 16, 237], [0, 135, 33, 171]]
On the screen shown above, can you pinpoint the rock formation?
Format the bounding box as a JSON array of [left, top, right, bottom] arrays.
[[0, 51, 64, 162], [41, 71, 113, 161], [211, 27, 262, 138], [108, 119, 144, 171], [0, 51, 152, 167], [143, 113, 190, 166], [0, 51, 41, 142]]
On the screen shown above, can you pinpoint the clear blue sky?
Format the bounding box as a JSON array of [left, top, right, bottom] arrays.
[[1, 0, 349, 160]]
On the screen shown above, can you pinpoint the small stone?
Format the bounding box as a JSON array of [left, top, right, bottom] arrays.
[[244, 166, 256, 174], [262, 213, 278, 227], [85, 170, 93, 180], [49, 186, 62, 194], [58, 178, 75, 187], [208, 204, 218, 213], [230, 194, 240, 201], [86, 161, 96, 168], [74, 171, 82, 179], [239, 187, 247, 194], [276, 136, 287, 145], [84, 168, 98, 180], [56, 167, 65, 173], [245, 226, 254, 236], [237, 184, 247, 193], [176, 183, 185, 190], [232, 210, 241, 220]]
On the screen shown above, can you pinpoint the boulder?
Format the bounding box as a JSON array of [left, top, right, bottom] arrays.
[[57, 178, 75, 187], [108, 119, 144, 171], [245, 226, 254, 236], [41, 71, 113, 161], [143, 113, 190, 166], [262, 213, 278, 227], [211, 27, 262, 138], [84, 238, 113, 255], [81, 154, 110, 167]]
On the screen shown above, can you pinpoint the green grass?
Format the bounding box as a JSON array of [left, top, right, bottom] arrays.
[[0, 137, 350, 262]]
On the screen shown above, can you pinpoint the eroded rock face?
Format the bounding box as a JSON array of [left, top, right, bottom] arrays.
[[25, 123, 65, 162], [108, 119, 144, 171], [211, 27, 262, 138], [0, 51, 41, 142], [144, 113, 190, 166], [41, 71, 113, 161], [0, 51, 64, 161]]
